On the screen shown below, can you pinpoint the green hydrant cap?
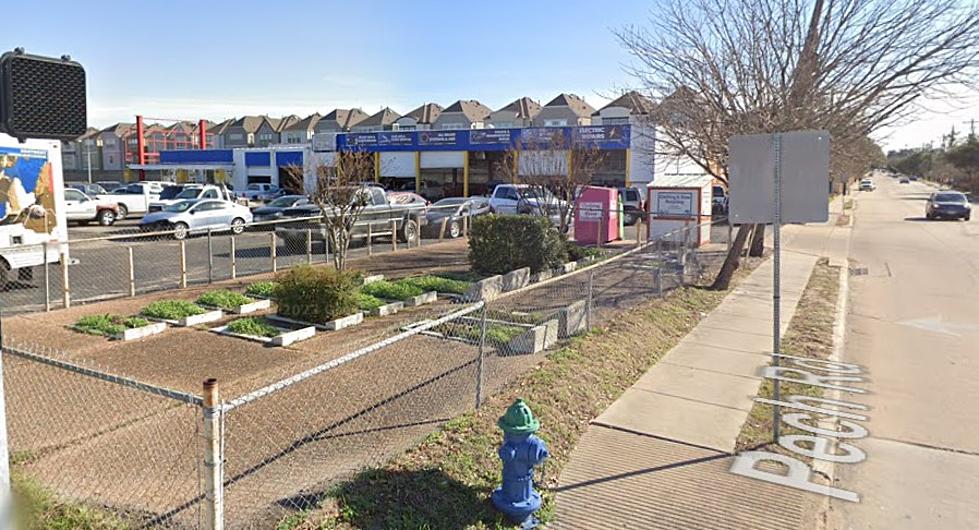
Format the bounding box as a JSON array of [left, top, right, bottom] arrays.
[[498, 399, 540, 434]]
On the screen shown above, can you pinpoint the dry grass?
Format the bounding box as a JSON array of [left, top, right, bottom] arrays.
[[735, 257, 841, 454], [279, 261, 761, 530]]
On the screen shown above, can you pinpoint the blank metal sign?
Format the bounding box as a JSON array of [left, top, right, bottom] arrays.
[[728, 130, 830, 224]]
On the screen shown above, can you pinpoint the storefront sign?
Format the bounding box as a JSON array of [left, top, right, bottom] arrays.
[[377, 132, 414, 147], [334, 125, 632, 152], [654, 191, 695, 216], [470, 129, 513, 146], [418, 131, 459, 146], [578, 201, 603, 221]]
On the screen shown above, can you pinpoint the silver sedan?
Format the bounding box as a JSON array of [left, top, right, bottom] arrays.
[[139, 199, 253, 239]]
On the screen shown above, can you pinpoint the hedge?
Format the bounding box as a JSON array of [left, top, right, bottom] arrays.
[[468, 215, 568, 275]]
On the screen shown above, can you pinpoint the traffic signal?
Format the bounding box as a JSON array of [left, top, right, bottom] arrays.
[[0, 49, 87, 141]]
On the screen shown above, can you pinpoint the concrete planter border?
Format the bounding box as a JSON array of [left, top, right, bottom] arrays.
[[403, 291, 437, 307], [151, 310, 224, 327], [371, 301, 404, 317], [113, 322, 168, 341], [362, 274, 385, 285], [202, 299, 272, 315], [267, 312, 364, 331], [210, 321, 316, 347]]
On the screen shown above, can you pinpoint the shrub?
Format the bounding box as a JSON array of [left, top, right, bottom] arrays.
[[74, 314, 150, 336], [361, 280, 424, 301], [276, 265, 360, 324], [468, 215, 568, 274], [355, 292, 385, 312], [565, 242, 608, 262], [196, 289, 255, 311], [227, 317, 280, 338], [400, 275, 471, 295], [438, 322, 524, 346], [245, 281, 280, 299], [140, 300, 206, 320]]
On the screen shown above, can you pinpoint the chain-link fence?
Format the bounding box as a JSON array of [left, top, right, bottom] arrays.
[[0, 204, 732, 528]]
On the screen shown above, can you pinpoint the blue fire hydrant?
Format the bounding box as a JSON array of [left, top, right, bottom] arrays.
[[492, 399, 549, 529]]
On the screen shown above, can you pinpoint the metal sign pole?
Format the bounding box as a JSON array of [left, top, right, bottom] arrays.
[[772, 133, 783, 441]]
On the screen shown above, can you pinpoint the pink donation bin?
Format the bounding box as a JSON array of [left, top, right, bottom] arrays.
[[574, 186, 619, 245]]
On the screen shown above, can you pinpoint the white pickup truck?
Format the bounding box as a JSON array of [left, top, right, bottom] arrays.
[[147, 184, 234, 213], [0, 135, 69, 285], [96, 181, 167, 219]]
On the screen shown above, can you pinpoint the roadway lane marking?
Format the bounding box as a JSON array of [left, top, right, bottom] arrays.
[[897, 315, 979, 337]]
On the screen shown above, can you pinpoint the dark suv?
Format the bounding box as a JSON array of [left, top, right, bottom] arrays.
[[926, 191, 971, 221]]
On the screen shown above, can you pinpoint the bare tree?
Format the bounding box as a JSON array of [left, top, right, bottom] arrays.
[[284, 150, 376, 271], [498, 134, 608, 233], [618, 0, 979, 288]]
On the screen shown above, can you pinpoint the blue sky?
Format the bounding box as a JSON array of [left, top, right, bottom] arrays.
[[3, 0, 973, 149]]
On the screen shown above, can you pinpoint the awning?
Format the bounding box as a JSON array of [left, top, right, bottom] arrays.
[[127, 163, 234, 171]]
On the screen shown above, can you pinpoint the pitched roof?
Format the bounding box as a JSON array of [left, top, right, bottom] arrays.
[[404, 103, 443, 124], [283, 113, 322, 132], [321, 108, 370, 129], [99, 122, 135, 136], [595, 90, 656, 116], [208, 119, 233, 134], [230, 115, 267, 134], [442, 99, 492, 121], [77, 127, 100, 141], [357, 107, 401, 127], [495, 97, 541, 120], [544, 93, 596, 118], [273, 115, 301, 132]]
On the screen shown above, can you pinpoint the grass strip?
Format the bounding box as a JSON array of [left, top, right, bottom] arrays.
[[73, 314, 150, 337], [14, 472, 128, 529], [399, 275, 472, 295], [245, 281, 280, 299], [735, 257, 841, 455], [227, 317, 281, 338], [277, 263, 758, 529], [437, 321, 525, 347], [139, 300, 207, 320], [360, 280, 424, 301], [196, 289, 255, 311], [354, 292, 386, 312]]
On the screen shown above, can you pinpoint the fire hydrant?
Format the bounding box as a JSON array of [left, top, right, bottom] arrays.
[[492, 399, 549, 529]]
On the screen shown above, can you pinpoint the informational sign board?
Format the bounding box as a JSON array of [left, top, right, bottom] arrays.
[[654, 191, 695, 216], [728, 130, 830, 224]]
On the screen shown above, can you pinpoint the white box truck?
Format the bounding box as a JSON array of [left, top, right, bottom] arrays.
[[0, 134, 68, 285]]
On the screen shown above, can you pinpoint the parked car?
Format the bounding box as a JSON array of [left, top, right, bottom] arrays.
[[899, 176, 910, 184], [711, 185, 729, 215], [96, 180, 124, 192], [240, 183, 281, 201], [275, 185, 427, 246], [251, 195, 309, 224], [618, 186, 645, 225], [138, 199, 253, 239], [424, 197, 491, 238], [925, 191, 971, 221], [97, 181, 168, 219], [147, 184, 233, 213], [859, 178, 876, 191], [63, 188, 118, 226], [489, 184, 565, 219], [910, 175, 920, 181], [69, 183, 108, 196]]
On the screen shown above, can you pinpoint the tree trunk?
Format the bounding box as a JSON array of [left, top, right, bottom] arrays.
[[749, 223, 766, 257], [710, 224, 752, 290]]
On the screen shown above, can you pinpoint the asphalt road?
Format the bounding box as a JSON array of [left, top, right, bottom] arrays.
[[827, 178, 979, 529]]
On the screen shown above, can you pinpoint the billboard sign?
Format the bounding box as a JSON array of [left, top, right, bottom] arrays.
[[654, 190, 695, 216]]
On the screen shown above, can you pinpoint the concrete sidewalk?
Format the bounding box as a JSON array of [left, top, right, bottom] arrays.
[[553, 250, 820, 529]]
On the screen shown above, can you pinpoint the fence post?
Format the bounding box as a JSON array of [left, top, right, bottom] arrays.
[[0, 316, 12, 525], [586, 270, 594, 330], [179, 240, 187, 289], [60, 252, 70, 309], [475, 304, 488, 410], [128, 246, 136, 297], [367, 223, 373, 256], [207, 229, 214, 284], [306, 229, 313, 265], [439, 218, 447, 242], [462, 215, 468, 238], [654, 266, 663, 296], [230, 236, 237, 280], [202, 378, 224, 530], [635, 218, 643, 247], [391, 220, 398, 252], [43, 242, 50, 312], [270, 232, 277, 273]]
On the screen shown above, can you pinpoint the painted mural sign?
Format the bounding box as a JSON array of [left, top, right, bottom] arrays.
[[0, 145, 57, 235]]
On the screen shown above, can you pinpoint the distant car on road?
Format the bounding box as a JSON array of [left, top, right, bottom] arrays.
[[64, 188, 118, 226], [240, 183, 281, 201], [925, 191, 971, 221], [139, 199, 252, 239], [859, 179, 876, 191], [424, 197, 491, 238], [899, 176, 910, 184]]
